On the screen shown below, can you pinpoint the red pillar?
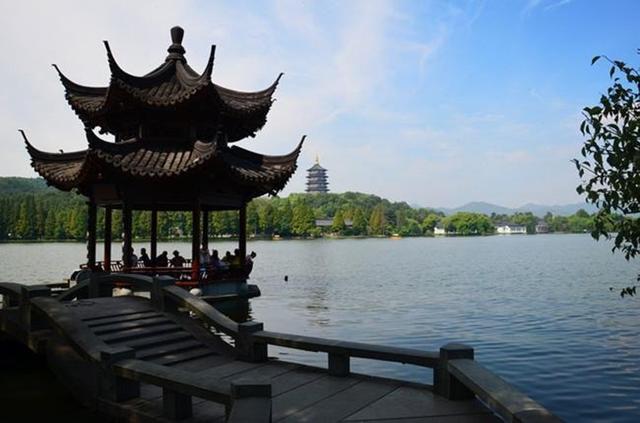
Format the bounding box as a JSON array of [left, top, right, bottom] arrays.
[[202, 210, 209, 250], [191, 206, 201, 281], [122, 204, 132, 271], [150, 209, 158, 266], [239, 204, 247, 266], [104, 206, 112, 273], [87, 201, 97, 270]]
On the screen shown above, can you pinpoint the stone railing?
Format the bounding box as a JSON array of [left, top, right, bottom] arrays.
[[2, 276, 562, 422]]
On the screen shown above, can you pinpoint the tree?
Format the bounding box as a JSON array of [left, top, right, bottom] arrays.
[[575, 53, 640, 257], [292, 203, 315, 235], [421, 213, 440, 234], [574, 52, 640, 296], [351, 208, 367, 235], [15, 197, 36, 238], [512, 212, 537, 234], [399, 218, 422, 236], [368, 204, 386, 235], [247, 202, 260, 235], [274, 201, 293, 236], [331, 209, 346, 234], [44, 209, 56, 239]]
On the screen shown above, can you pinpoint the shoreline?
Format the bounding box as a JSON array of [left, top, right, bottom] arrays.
[[0, 232, 590, 244]]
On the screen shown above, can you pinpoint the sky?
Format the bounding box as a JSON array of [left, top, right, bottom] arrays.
[[0, 0, 638, 208]]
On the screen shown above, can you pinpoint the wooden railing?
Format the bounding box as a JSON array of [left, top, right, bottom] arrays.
[[80, 260, 250, 284], [253, 330, 439, 376], [109, 356, 271, 422], [1, 275, 562, 423], [161, 285, 239, 337], [0, 282, 23, 308], [154, 283, 562, 422], [4, 277, 270, 422], [447, 358, 562, 422]]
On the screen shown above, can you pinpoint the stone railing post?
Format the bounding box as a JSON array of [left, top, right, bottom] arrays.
[[237, 321, 267, 362], [88, 272, 113, 298], [19, 285, 51, 331], [100, 346, 139, 402], [151, 275, 175, 311], [228, 381, 272, 422], [163, 388, 192, 420], [434, 343, 475, 400], [328, 352, 350, 376], [1, 292, 17, 309]]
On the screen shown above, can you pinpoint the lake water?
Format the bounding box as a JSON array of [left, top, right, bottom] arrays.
[[1, 235, 639, 422]]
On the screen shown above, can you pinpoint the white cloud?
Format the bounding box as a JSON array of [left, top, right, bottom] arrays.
[[522, 0, 573, 14], [0, 1, 585, 208]]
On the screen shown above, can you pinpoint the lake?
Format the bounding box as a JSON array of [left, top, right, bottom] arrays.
[[1, 234, 639, 422]]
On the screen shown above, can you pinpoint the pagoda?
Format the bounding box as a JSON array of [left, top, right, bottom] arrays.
[[305, 156, 329, 193], [22, 27, 304, 295]]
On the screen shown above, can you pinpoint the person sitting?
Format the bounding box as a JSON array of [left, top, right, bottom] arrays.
[[222, 251, 233, 264], [200, 246, 211, 267], [211, 249, 227, 271], [155, 251, 169, 267], [245, 251, 257, 275], [170, 250, 186, 268], [130, 248, 138, 268], [139, 248, 152, 267], [231, 248, 243, 267]]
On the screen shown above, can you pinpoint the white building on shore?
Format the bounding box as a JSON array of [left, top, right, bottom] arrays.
[[434, 223, 447, 235], [496, 223, 527, 234]]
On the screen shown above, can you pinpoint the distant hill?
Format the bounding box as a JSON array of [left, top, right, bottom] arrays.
[[437, 201, 513, 216], [0, 177, 52, 195], [0, 177, 597, 217], [437, 201, 598, 217]]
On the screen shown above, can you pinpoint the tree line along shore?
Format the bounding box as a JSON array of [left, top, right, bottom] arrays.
[[0, 177, 608, 241]]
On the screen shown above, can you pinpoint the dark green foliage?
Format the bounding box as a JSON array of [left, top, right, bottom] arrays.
[[368, 204, 386, 235], [441, 212, 494, 235], [0, 177, 50, 195], [574, 52, 640, 260], [331, 209, 346, 234], [511, 212, 537, 234], [351, 208, 367, 235], [0, 177, 604, 240]]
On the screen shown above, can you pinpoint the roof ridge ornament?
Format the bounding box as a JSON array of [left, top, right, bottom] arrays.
[[166, 26, 186, 62]]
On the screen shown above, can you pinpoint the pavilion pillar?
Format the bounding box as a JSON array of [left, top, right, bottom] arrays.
[[151, 209, 158, 265], [239, 204, 247, 265], [202, 210, 209, 250], [87, 201, 97, 271], [123, 204, 132, 271], [191, 205, 201, 281], [104, 207, 112, 273]]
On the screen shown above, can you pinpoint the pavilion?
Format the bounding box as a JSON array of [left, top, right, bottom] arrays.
[[22, 26, 303, 290]]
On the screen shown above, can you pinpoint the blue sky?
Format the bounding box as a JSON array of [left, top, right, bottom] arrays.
[[0, 0, 638, 207]]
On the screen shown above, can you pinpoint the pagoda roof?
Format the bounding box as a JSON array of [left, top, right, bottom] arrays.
[[22, 129, 304, 198], [307, 163, 326, 171], [53, 27, 282, 142]]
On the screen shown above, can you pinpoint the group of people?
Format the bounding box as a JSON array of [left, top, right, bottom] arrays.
[[122, 247, 187, 268], [199, 247, 256, 273], [122, 246, 256, 275]]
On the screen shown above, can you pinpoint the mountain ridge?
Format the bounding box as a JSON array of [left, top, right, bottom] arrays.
[[435, 201, 598, 217]]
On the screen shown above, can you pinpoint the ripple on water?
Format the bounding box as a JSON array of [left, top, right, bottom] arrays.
[[2, 235, 640, 421]]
